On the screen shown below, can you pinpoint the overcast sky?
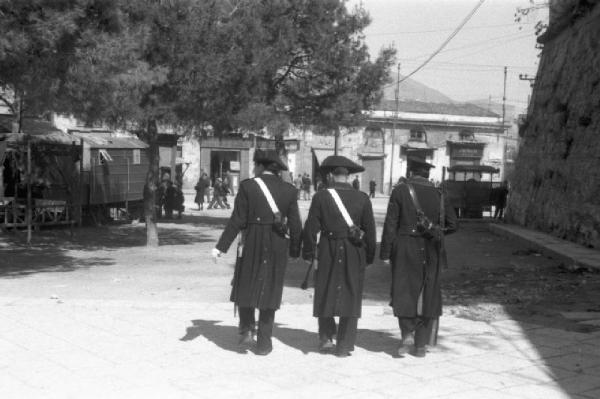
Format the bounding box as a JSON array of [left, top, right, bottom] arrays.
[[350, 0, 549, 110]]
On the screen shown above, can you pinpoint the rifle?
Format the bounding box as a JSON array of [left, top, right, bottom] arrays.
[[300, 246, 317, 290], [439, 167, 448, 268], [232, 231, 245, 317], [429, 167, 447, 347]]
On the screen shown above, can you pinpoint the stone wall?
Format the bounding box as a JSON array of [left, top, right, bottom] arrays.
[[507, 3, 600, 248]]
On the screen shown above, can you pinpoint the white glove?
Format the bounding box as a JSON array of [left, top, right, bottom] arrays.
[[211, 248, 223, 263]]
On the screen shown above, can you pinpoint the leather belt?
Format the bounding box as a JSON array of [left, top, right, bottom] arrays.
[[322, 230, 349, 239]]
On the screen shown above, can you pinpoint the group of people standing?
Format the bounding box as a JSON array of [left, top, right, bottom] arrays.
[[193, 172, 232, 210], [293, 173, 313, 200], [212, 150, 457, 358], [156, 179, 185, 220]]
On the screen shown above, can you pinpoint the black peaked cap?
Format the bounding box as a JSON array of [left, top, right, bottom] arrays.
[[254, 149, 288, 171], [319, 155, 365, 174]]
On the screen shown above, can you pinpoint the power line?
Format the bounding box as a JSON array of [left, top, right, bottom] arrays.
[[368, 22, 533, 36], [401, 31, 530, 61], [398, 0, 486, 84], [440, 34, 537, 63]]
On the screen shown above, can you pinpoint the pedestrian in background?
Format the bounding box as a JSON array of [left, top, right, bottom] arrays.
[[380, 160, 457, 358], [302, 173, 312, 200], [207, 177, 227, 209], [369, 179, 376, 198], [493, 181, 509, 220], [194, 173, 210, 210], [352, 175, 360, 190], [212, 150, 302, 355], [174, 183, 185, 219], [164, 180, 176, 219], [294, 174, 303, 199], [155, 180, 166, 219], [302, 156, 376, 357]]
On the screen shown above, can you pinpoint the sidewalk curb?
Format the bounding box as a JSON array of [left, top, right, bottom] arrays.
[[489, 223, 600, 270]]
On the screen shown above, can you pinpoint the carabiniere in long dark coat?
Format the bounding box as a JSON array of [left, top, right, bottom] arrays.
[[302, 182, 377, 317], [380, 177, 457, 318], [216, 173, 302, 310]]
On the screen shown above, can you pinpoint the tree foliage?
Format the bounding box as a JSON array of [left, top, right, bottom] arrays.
[[0, 0, 395, 245], [0, 0, 123, 131]]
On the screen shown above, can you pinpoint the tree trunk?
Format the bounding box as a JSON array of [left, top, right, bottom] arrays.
[[143, 119, 160, 247]]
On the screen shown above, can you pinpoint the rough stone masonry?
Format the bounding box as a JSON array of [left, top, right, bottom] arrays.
[[508, 0, 600, 249]]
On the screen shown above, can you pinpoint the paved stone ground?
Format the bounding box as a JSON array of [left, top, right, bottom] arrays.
[[1, 193, 599, 398], [2, 297, 600, 399]]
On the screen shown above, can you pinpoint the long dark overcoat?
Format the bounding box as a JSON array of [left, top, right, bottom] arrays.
[[216, 173, 302, 310], [302, 182, 376, 318], [380, 177, 457, 318]]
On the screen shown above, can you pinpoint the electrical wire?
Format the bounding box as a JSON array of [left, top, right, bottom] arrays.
[[438, 35, 531, 61], [402, 31, 530, 62], [368, 22, 533, 36], [398, 0, 486, 84]]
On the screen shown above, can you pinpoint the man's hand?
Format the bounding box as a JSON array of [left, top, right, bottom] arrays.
[[211, 248, 223, 263]]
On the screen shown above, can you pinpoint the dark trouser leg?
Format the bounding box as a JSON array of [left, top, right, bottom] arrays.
[[336, 317, 358, 353], [257, 309, 275, 353], [398, 317, 417, 340], [238, 307, 256, 334], [398, 316, 432, 348], [318, 317, 337, 340], [415, 317, 432, 349]]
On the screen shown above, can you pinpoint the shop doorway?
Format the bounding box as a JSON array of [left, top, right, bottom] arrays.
[[210, 150, 240, 193], [361, 157, 383, 194]]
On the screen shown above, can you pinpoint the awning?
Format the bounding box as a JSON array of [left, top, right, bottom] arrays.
[[447, 164, 499, 174], [311, 148, 334, 164], [358, 152, 384, 159]]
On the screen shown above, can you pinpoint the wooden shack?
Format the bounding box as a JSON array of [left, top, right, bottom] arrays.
[[70, 131, 149, 210], [1, 130, 82, 236]]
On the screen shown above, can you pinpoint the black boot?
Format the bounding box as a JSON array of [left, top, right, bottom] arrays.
[[238, 331, 256, 348]]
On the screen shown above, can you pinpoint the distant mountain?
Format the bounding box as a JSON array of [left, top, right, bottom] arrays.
[[382, 75, 455, 104]]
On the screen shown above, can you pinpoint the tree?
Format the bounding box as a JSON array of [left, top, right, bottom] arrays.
[[16, 0, 395, 246], [174, 0, 396, 148], [0, 0, 123, 132]]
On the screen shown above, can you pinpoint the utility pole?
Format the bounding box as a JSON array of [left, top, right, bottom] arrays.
[[502, 66, 507, 136], [499, 66, 508, 181], [519, 73, 536, 114], [388, 63, 400, 194]]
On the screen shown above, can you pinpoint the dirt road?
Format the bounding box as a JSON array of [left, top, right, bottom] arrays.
[[1, 214, 598, 332]]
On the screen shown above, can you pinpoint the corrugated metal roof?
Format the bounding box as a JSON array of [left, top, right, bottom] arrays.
[[71, 133, 148, 149]]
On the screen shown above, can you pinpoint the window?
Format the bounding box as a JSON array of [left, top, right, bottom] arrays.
[[409, 129, 426, 142], [132, 149, 141, 165], [459, 129, 475, 141], [98, 149, 113, 164]]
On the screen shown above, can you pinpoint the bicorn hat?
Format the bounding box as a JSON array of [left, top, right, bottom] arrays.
[[407, 156, 435, 169], [253, 149, 288, 171], [319, 155, 365, 174]]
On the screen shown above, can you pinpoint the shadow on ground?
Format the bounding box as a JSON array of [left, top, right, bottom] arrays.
[[180, 319, 321, 355], [181, 318, 403, 358], [0, 216, 217, 277]]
